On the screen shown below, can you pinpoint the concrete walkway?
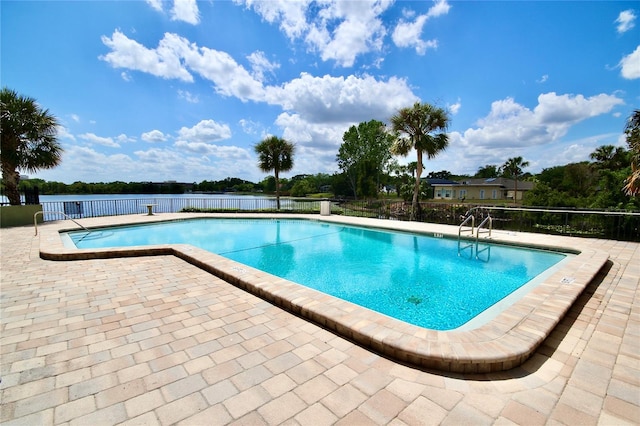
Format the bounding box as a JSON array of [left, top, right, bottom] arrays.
[[1, 218, 639, 425]]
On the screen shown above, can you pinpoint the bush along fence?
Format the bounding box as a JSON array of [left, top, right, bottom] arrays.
[[38, 197, 640, 242]]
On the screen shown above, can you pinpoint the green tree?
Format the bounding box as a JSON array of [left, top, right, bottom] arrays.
[[254, 136, 295, 209], [390, 102, 450, 220], [623, 110, 640, 196], [474, 164, 499, 179], [589, 145, 628, 171], [561, 163, 596, 198], [426, 170, 452, 180], [1, 88, 62, 205], [290, 179, 315, 197], [501, 156, 529, 204], [336, 120, 394, 199]]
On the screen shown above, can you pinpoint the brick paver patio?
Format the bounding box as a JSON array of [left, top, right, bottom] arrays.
[[1, 216, 638, 425]]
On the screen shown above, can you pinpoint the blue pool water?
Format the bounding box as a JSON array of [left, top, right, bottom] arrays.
[[65, 218, 567, 330]]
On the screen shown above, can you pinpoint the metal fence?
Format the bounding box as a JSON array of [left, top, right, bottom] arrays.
[[333, 200, 640, 242], [39, 197, 640, 242], [40, 197, 323, 221]]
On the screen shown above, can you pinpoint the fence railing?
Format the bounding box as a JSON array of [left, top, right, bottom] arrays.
[[333, 200, 640, 242], [40, 197, 323, 221], [39, 197, 640, 242]]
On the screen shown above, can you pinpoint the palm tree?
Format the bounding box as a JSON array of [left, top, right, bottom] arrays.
[[501, 156, 529, 204], [1, 88, 62, 205], [390, 102, 450, 220], [623, 110, 640, 196], [589, 144, 627, 170], [254, 136, 295, 209]]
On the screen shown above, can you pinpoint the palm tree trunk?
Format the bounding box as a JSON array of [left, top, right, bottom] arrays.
[[275, 170, 281, 210], [411, 151, 422, 221], [513, 176, 518, 205], [1, 165, 21, 206]]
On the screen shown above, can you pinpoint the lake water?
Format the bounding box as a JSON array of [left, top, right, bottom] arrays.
[[17, 193, 304, 220]]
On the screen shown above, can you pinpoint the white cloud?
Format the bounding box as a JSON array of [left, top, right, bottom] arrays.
[[172, 0, 200, 25], [619, 45, 640, 79], [537, 74, 549, 83], [237, 0, 311, 40], [173, 141, 252, 160], [100, 31, 265, 101], [275, 112, 344, 147], [99, 28, 426, 173], [145, 0, 199, 25], [265, 72, 417, 175], [247, 51, 280, 82], [56, 125, 76, 141], [146, 0, 163, 12], [167, 34, 266, 101], [615, 9, 636, 34], [121, 71, 132, 82], [392, 15, 437, 55], [100, 30, 421, 127], [239, 119, 263, 135], [70, 114, 80, 122], [141, 129, 168, 143], [266, 73, 418, 124], [34, 146, 136, 182], [306, 1, 391, 67], [115, 134, 136, 143], [426, 0, 451, 18], [453, 92, 624, 150], [237, 0, 393, 67], [177, 90, 199, 103], [448, 99, 461, 115], [176, 119, 232, 143], [100, 30, 194, 82], [37, 143, 258, 184], [273, 112, 347, 175], [392, 0, 450, 55], [78, 132, 120, 148]]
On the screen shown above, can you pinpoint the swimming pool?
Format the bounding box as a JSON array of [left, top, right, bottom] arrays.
[[64, 218, 568, 330]]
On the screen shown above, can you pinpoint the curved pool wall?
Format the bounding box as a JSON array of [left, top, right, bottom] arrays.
[[39, 213, 609, 373]]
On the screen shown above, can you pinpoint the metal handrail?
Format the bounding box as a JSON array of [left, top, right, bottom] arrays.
[[476, 215, 492, 242], [34, 211, 89, 236], [458, 214, 475, 238], [472, 205, 640, 216], [457, 214, 475, 256]]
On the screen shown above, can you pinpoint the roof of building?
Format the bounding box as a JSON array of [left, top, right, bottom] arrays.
[[423, 178, 460, 185], [433, 177, 534, 190]]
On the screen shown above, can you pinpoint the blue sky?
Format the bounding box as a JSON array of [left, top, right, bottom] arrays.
[[3, 0, 639, 184]]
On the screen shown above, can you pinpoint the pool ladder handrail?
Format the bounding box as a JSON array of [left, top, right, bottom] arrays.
[[457, 214, 475, 255], [458, 214, 475, 237], [475, 215, 492, 260], [34, 210, 89, 236], [458, 213, 492, 258], [476, 215, 492, 242]]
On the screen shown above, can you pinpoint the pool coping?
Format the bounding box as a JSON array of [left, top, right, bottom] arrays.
[[37, 213, 609, 373]]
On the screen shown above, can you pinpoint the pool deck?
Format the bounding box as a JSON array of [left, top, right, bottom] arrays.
[[1, 213, 639, 424]]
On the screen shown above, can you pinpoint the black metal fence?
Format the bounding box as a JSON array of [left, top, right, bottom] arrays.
[[0, 187, 40, 205], [333, 200, 640, 242], [40, 197, 323, 221], [38, 197, 640, 242]]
